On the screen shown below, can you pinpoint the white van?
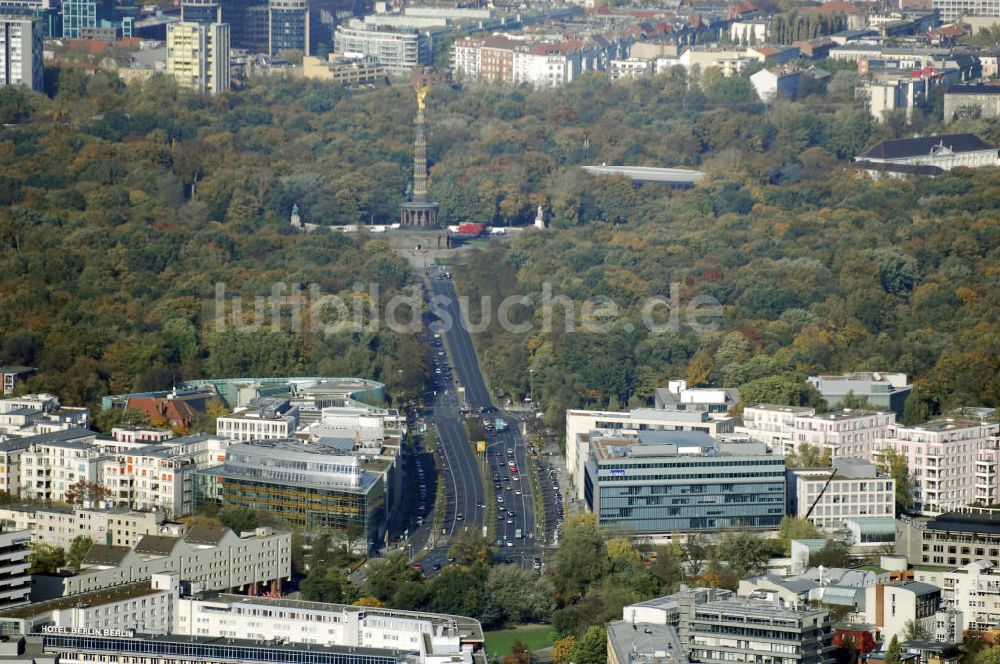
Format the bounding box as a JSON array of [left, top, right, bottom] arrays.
[[515, 528, 523, 539]]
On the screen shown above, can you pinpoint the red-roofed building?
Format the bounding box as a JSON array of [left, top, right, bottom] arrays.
[[793, 38, 835, 59], [126, 397, 199, 429], [66, 39, 113, 56], [747, 44, 800, 64]]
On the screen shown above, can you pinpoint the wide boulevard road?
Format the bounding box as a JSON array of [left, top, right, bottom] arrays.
[[403, 267, 544, 573]]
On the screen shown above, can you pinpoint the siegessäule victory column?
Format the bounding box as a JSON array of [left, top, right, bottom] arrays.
[[400, 68, 441, 228]]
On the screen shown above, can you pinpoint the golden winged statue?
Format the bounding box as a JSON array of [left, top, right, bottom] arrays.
[[416, 86, 429, 111]]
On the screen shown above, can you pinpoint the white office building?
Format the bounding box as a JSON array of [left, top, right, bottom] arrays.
[[304, 406, 385, 450], [787, 458, 896, 530], [174, 594, 483, 664], [216, 399, 298, 442], [654, 381, 739, 419], [0, 14, 42, 90], [334, 20, 431, 74], [565, 407, 736, 500], [932, 0, 1000, 22], [738, 404, 816, 453]]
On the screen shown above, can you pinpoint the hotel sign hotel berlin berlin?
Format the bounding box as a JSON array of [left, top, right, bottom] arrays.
[[41, 626, 137, 638]]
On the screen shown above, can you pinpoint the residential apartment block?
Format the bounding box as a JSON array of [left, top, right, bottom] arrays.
[[791, 410, 896, 459], [0, 529, 30, 610], [30, 524, 290, 601], [738, 404, 816, 454], [915, 560, 1000, 632], [0, 393, 89, 439], [16, 430, 101, 503], [451, 32, 621, 89], [787, 458, 896, 530], [0, 366, 34, 397], [583, 433, 786, 535], [751, 66, 802, 102], [898, 512, 1000, 568], [877, 419, 999, 513], [609, 57, 652, 81], [97, 433, 230, 518], [944, 83, 1000, 121], [166, 21, 230, 94], [0, 505, 163, 549]]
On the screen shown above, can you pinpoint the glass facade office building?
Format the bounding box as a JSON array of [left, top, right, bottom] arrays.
[[268, 0, 307, 55], [193, 439, 386, 546], [584, 435, 786, 533]]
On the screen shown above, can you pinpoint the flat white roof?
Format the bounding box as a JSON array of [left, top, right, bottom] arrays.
[[582, 165, 705, 185]]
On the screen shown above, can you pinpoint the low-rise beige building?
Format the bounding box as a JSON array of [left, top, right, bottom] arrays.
[[302, 53, 388, 84], [0, 506, 164, 549]]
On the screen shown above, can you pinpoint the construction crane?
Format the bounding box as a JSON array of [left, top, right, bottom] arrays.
[[804, 467, 838, 521]]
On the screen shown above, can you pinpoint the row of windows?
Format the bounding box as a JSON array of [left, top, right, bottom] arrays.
[[597, 459, 783, 470], [599, 472, 785, 481], [596, 514, 783, 531], [44, 636, 407, 664]]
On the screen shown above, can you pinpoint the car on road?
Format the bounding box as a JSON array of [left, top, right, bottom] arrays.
[[497, 496, 504, 503], [504, 555, 514, 564], [506, 448, 513, 455], [432, 563, 441, 570], [532, 559, 541, 571], [515, 489, 522, 495], [506, 485, 512, 491], [456, 512, 464, 521], [412, 563, 422, 571], [507, 541, 514, 547], [506, 518, 514, 524]]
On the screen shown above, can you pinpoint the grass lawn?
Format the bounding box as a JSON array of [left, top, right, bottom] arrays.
[[485, 624, 555, 657]]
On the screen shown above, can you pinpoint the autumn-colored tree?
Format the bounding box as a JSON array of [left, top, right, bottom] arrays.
[[64, 481, 113, 507], [501, 641, 533, 664], [552, 636, 576, 664], [353, 596, 384, 607]]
